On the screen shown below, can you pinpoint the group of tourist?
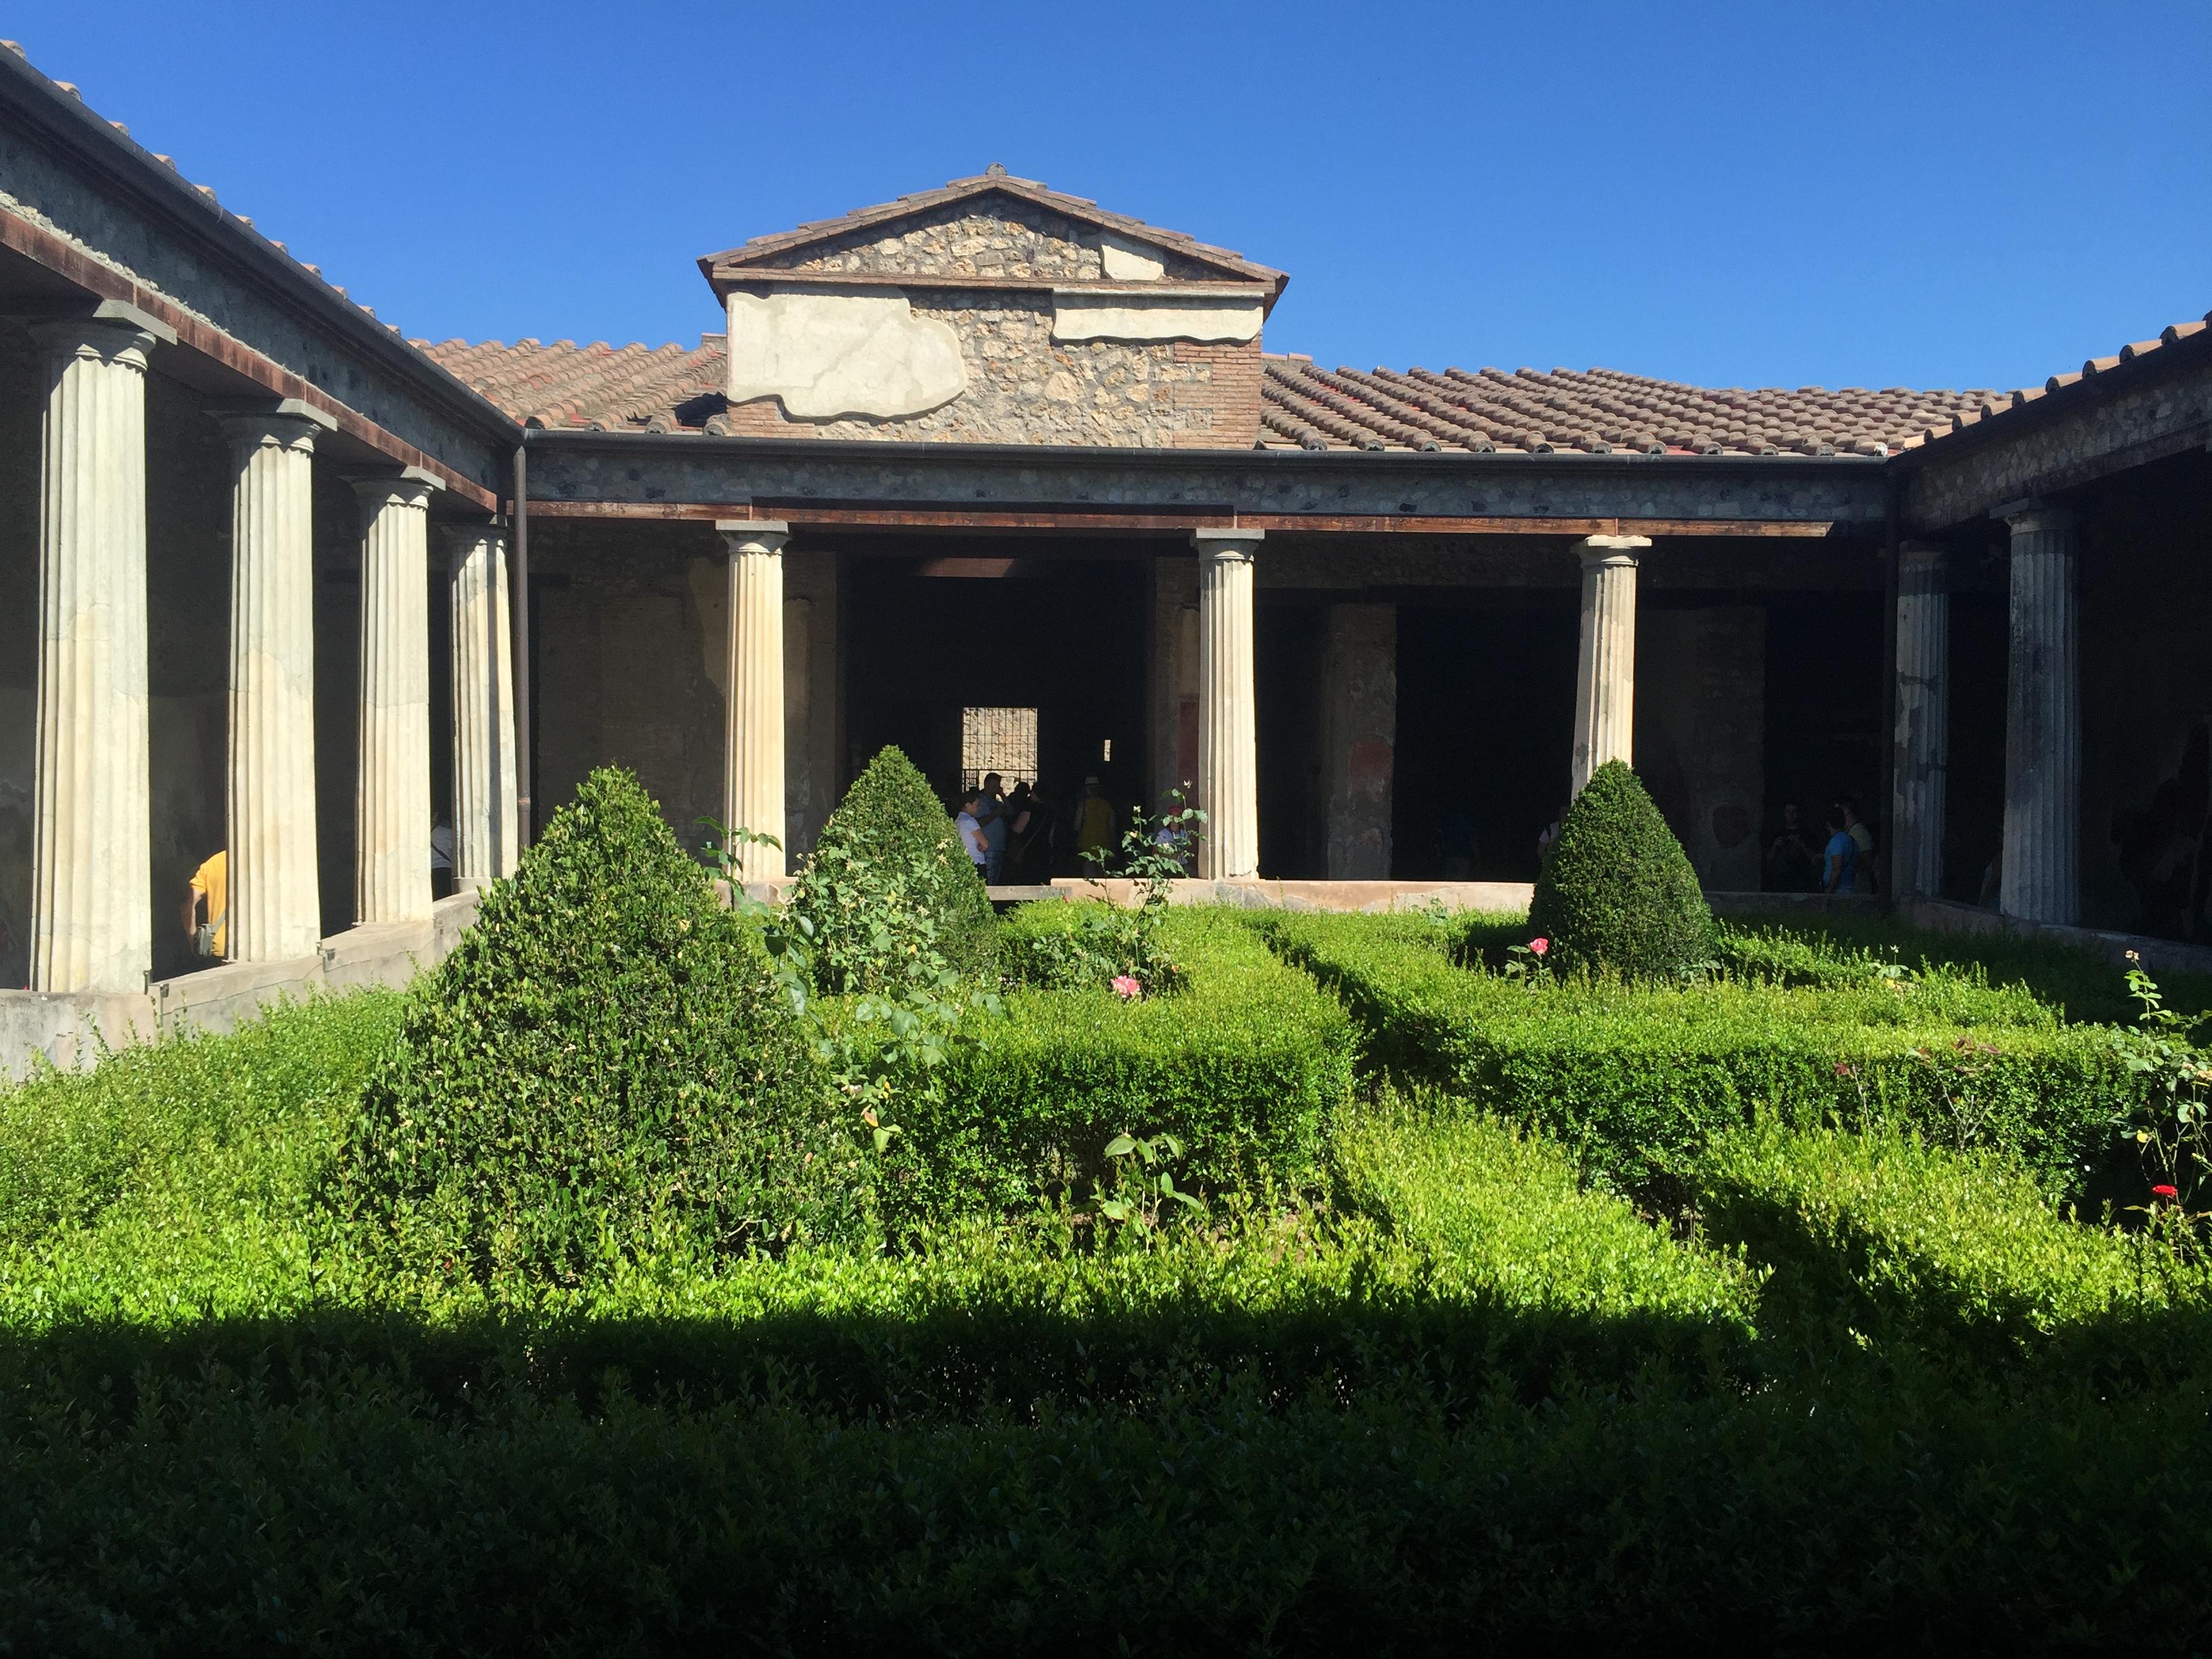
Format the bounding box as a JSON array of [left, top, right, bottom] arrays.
[[954, 774, 1124, 885], [1765, 797, 1881, 894]]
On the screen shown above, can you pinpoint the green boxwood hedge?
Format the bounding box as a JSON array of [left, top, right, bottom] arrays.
[[878, 905, 1356, 1222], [1256, 911, 2144, 1198]]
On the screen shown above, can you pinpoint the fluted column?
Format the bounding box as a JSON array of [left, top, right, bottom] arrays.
[[353, 470, 441, 923], [445, 523, 518, 884], [718, 519, 790, 882], [1569, 534, 1648, 795], [1193, 528, 1263, 880], [1890, 541, 1949, 901], [218, 404, 331, 961], [2001, 503, 2081, 924], [29, 306, 173, 993]]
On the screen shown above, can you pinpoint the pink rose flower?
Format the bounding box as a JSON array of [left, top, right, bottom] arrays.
[[1528, 938, 1549, 956], [1112, 975, 1142, 1001]]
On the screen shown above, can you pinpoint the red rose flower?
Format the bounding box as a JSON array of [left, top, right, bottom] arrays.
[[2152, 1184, 2180, 1200]]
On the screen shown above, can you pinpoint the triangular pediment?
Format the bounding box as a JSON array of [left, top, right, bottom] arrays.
[[697, 172, 1286, 309]]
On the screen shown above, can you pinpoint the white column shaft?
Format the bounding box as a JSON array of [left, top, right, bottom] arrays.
[[354, 476, 437, 922], [1570, 535, 1648, 795], [222, 412, 325, 960], [1890, 542, 1949, 901], [2001, 506, 2081, 925], [447, 525, 518, 882], [720, 521, 790, 882], [30, 319, 160, 993], [1195, 529, 1262, 880]]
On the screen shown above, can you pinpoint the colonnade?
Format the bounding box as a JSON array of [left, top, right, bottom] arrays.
[[712, 526, 1651, 888], [23, 303, 519, 994], [1885, 506, 2081, 924]]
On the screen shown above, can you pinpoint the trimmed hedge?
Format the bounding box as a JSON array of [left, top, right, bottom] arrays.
[[1257, 910, 2144, 1197], [878, 905, 1356, 1223], [798, 745, 995, 985], [1699, 1119, 2212, 1376], [1529, 760, 1712, 978], [332, 769, 867, 1285]]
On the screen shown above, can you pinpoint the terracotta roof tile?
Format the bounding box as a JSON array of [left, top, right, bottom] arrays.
[[419, 335, 729, 432], [1256, 359, 1980, 457]]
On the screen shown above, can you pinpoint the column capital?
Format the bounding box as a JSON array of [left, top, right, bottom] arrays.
[[23, 298, 178, 364], [213, 398, 336, 456], [1898, 539, 1948, 590], [1192, 527, 1263, 562], [1572, 533, 1651, 567], [439, 520, 505, 568], [1996, 498, 2076, 539], [716, 519, 791, 555], [351, 468, 444, 516]]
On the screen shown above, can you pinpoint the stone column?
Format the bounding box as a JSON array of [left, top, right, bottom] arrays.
[[1890, 541, 1950, 901], [719, 519, 790, 882], [353, 470, 442, 924], [1323, 602, 1396, 879], [1569, 534, 1649, 795], [28, 304, 175, 994], [218, 402, 333, 961], [1193, 529, 1263, 880], [446, 523, 519, 885], [2001, 503, 2081, 924]]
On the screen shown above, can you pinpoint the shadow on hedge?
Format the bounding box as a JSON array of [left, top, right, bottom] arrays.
[[0, 1288, 1760, 1431]]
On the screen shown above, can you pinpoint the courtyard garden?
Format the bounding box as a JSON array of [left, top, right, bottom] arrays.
[[5, 754, 2212, 1652]]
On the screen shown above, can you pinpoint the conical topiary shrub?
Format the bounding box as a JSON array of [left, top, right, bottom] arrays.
[[332, 767, 869, 1284], [1527, 760, 1713, 979], [794, 745, 996, 989]]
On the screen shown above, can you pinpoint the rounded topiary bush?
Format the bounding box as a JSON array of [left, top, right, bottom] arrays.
[[1527, 760, 1713, 979], [333, 767, 870, 1284], [795, 745, 995, 989]]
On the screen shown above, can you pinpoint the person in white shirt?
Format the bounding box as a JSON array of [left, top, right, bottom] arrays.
[[954, 790, 989, 874]]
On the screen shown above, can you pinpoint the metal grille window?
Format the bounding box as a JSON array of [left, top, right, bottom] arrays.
[[962, 706, 1038, 793]]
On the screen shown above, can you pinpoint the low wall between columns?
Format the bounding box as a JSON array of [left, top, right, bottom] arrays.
[[0, 890, 480, 1082]]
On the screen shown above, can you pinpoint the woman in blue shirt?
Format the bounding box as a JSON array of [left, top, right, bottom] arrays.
[[1822, 806, 1858, 895]]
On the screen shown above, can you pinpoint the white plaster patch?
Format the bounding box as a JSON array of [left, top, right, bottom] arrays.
[[726, 290, 966, 419], [1099, 232, 1166, 281], [1050, 289, 1263, 344]]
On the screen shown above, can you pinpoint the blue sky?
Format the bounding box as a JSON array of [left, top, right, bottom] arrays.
[[12, 1, 2207, 392]]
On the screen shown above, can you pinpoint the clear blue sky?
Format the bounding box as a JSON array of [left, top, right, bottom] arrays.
[[12, 1, 2208, 392]]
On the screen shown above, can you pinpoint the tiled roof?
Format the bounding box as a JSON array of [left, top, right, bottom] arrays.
[[419, 335, 730, 432], [1258, 359, 1992, 458], [1893, 310, 2212, 454], [699, 169, 1288, 297]]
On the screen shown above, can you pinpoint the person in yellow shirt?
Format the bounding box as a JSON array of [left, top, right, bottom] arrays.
[[182, 848, 228, 962]]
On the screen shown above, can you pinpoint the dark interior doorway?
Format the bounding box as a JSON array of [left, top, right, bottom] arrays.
[[1761, 591, 1887, 886], [1394, 595, 1579, 881], [844, 548, 1148, 863]]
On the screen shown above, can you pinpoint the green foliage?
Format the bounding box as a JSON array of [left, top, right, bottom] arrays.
[[1334, 1094, 1763, 1336], [794, 745, 994, 989], [332, 768, 867, 1284], [886, 907, 1355, 1225], [18, 895, 2212, 1645], [1699, 1118, 2212, 1373], [1259, 909, 2139, 1197], [1528, 760, 1713, 979], [1, 993, 401, 1250], [2105, 956, 2212, 1227]]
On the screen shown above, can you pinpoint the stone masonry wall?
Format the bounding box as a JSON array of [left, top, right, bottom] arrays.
[[762, 200, 1221, 283], [724, 294, 1266, 449], [724, 201, 1265, 449]]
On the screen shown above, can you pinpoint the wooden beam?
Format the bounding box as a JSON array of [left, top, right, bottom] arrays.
[[524, 500, 1840, 539], [0, 211, 499, 510]]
